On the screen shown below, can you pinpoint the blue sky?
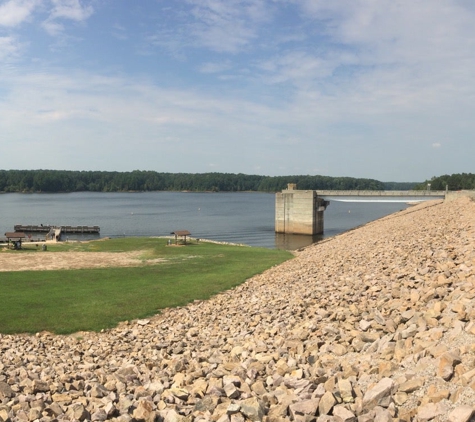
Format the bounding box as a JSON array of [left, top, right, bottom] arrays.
[[1, 0, 474, 182]]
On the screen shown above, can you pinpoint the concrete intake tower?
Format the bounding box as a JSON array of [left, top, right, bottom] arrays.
[[275, 184, 329, 235]]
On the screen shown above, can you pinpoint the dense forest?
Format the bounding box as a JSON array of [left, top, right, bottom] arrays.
[[414, 173, 475, 191], [0, 169, 418, 193]]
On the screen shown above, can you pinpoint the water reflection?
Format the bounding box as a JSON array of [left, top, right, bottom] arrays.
[[274, 233, 324, 251]]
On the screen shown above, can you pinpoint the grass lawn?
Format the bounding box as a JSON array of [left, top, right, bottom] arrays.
[[0, 237, 293, 334]]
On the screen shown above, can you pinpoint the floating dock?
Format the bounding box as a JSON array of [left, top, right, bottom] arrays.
[[14, 225, 100, 234]]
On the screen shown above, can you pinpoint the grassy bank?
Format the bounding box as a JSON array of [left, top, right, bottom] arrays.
[[0, 238, 293, 334]]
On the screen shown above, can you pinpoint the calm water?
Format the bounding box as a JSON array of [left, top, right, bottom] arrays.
[[0, 192, 429, 250]]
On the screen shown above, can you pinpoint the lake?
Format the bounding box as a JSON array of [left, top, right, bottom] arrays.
[[0, 191, 429, 250]]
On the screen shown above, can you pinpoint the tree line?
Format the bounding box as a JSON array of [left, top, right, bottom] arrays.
[[0, 169, 419, 193], [414, 173, 475, 191]]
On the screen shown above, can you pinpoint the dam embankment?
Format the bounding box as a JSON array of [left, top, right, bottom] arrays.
[[1, 196, 475, 421]]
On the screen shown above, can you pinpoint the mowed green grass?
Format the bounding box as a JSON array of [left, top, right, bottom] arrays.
[[0, 238, 293, 334]]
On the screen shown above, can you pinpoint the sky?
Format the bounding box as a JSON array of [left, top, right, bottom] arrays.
[[1, 0, 474, 182]]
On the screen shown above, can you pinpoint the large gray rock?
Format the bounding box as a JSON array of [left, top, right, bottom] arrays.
[[332, 405, 356, 422], [239, 397, 265, 422], [362, 378, 396, 410], [318, 391, 336, 416], [289, 399, 320, 419], [0, 382, 14, 399], [448, 406, 475, 422]]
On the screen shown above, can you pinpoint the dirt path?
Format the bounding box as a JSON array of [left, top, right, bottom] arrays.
[[0, 250, 151, 272]]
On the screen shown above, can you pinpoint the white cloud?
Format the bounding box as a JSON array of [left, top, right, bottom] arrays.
[[0, 68, 290, 164], [199, 60, 233, 74], [186, 0, 270, 53], [0, 36, 23, 60], [0, 0, 38, 27], [248, 0, 475, 130], [152, 0, 272, 55], [257, 50, 342, 86], [41, 19, 64, 36], [432, 143, 442, 149], [41, 0, 93, 36], [111, 23, 128, 41], [294, 0, 475, 64], [49, 0, 93, 21]]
